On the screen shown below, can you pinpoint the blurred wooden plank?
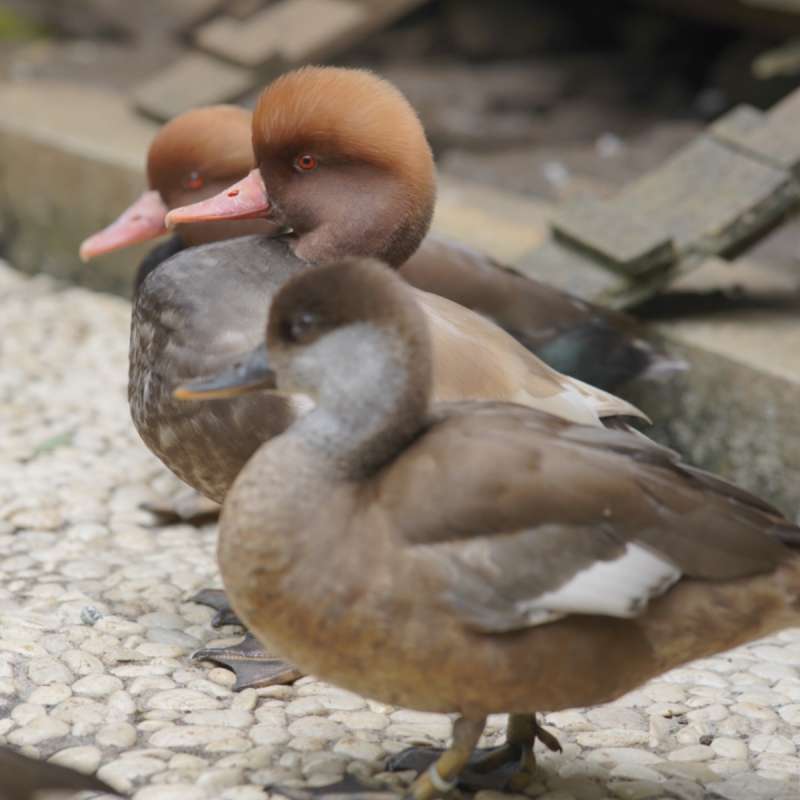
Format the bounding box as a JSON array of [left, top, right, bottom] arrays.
[[637, 0, 800, 37], [710, 104, 766, 141], [165, 0, 226, 32], [132, 53, 253, 121], [617, 136, 794, 256], [713, 91, 800, 173], [195, 0, 428, 69], [552, 197, 675, 276], [196, 0, 364, 68]]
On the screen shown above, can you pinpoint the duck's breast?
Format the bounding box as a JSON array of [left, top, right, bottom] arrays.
[[129, 235, 309, 501]]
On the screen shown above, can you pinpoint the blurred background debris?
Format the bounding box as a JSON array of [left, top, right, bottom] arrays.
[[2, 0, 800, 201]]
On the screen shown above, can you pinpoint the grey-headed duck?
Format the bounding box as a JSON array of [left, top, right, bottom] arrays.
[[178, 257, 800, 799]]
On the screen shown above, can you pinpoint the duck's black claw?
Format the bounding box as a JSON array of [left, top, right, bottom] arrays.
[[212, 607, 243, 627], [535, 724, 562, 753], [192, 632, 303, 689], [190, 588, 243, 627], [268, 775, 396, 800]]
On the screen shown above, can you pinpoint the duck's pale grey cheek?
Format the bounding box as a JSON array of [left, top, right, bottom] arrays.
[[282, 324, 400, 400], [281, 348, 326, 396]]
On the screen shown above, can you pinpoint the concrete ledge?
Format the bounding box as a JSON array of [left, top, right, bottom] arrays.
[[628, 315, 800, 519], [625, 254, 800, 517], [0, 81, 157, 294]]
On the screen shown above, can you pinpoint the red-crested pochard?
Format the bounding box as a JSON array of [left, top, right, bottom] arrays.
[[80, 104, 277, 293], [82, 81, 680, 391], [177, 257, 800, 800]]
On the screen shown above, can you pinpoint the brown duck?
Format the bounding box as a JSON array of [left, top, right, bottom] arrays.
[[178, 257, 800, 800], [82, 77, 679, 392], [80, 104, 277, 294]]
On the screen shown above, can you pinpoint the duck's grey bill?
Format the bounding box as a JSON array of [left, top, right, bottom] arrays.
[[174, 343, 276, 400]]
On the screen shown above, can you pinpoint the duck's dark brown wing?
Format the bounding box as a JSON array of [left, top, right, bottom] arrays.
[[0, 747, 119, 799], [373, 403, 796, 633], [399, 234, 682, 390]]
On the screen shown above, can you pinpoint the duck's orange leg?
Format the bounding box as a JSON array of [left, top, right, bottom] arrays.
[[409, 716, 486, 800]]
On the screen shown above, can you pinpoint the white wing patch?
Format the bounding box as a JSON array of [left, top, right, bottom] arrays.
[[289, 394, 315, 417], [517, 544, 682, 625], [569, 376, 649, 423], [516, 379, 604, 428]]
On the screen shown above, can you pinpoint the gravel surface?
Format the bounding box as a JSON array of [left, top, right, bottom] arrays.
[[1, 261, 800, 800]]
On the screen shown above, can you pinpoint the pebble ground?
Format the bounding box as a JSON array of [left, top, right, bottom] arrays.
[[1, 261, 800, 800]]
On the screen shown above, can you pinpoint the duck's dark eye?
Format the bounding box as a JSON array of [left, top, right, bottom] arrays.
[[294, 154, 318, 172], [184, 171, 204, 190], [285, 311, 317, 342]]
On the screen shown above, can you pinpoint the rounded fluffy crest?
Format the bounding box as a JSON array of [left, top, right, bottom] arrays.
[[267, 258, 425, 348], [147, 105, 254, 196], [254, 67, 434, 188]]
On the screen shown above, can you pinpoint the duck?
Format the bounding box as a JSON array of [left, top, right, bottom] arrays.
[[176, 256, 800, 800], [103, 66, 649, 688], [81, 87, 680, 392], [79, 104, 278, 293]]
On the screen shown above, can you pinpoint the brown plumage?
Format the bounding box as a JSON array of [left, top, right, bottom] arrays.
[[187, 257, 800, 798], [254, 66, 435, 207], [147, 104, 253, 209]]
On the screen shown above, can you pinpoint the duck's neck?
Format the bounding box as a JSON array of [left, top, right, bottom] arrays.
[[289, 174, 435, 269], [219, 320, 430, 639], [219, 323, 429, 589], [293, 323, 431, 479]]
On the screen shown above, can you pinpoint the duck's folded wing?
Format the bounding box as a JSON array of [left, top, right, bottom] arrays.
[[374, 403, 796, 633], [415, 290, 646, 425], [400, 233, 682, 391]]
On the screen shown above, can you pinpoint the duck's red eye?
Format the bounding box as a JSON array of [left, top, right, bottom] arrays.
[[184, 171, 204, 190], [294, 154, 317, 172]]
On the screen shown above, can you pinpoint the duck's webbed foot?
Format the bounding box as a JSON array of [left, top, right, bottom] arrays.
[[407, 716, 486, 800], [388, 714, 561, 795], [192, 632, 303, 690], [191, 588, 242, 627], [471, 713, 561, 792], [142, 489, 220, 526], [265, 774, 398, 800]]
